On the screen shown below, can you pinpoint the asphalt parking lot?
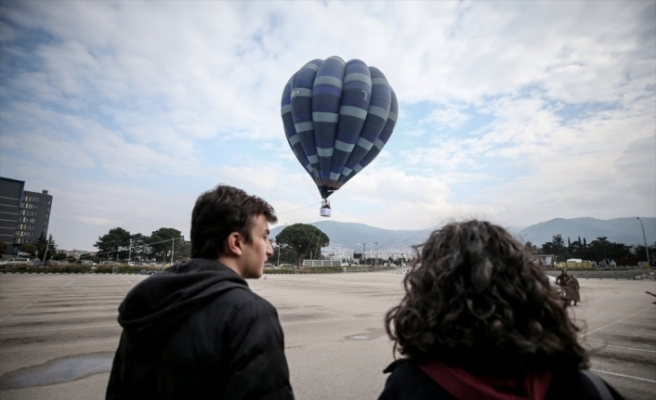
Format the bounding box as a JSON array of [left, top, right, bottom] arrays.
[[0, 272, 654, 399]]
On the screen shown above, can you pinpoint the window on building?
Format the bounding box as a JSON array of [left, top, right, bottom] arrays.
[[34, 198, 39, 203], [27, 225, 34, 230], [47, 200, 51, 205]]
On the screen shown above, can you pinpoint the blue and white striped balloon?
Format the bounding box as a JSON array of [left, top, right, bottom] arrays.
[[281, 56, 398, 199]]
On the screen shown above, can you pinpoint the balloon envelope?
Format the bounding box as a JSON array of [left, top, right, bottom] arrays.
[[281, 56, 398, 199]]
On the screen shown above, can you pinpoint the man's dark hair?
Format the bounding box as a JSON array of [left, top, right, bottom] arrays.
[[385, 220, 588, 373], [191, 185, 277, 260]]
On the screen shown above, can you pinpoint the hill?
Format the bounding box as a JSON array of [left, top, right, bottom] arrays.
[[269, 217, 655, 253], [517, 217, 655, 246], [270, 221, 432, 253]]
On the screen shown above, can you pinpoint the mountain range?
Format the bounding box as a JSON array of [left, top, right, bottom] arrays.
[[269, 217, 656, 252]]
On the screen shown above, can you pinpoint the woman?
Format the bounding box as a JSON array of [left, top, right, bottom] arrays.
[[380, 220, 623, 400]]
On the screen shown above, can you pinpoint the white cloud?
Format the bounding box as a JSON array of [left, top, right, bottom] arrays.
[[0, 1, 653, 249]]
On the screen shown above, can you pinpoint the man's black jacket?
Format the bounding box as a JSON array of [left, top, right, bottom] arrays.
[[106, 258, 294, 399]]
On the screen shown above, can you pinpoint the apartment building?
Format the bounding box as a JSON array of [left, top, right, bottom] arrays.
[[0, 177, 53, 255]]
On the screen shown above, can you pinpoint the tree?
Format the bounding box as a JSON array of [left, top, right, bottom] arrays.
[[36, 233, 58, 261], [271, 245, 296, 265], [129, 233, 149, 260], [52, 250, 68, 261], [524, 241, 537, 255], [551, 234, 566, 253], [94, 227, 131, 259], [0, 240, 7, 254], [148, 228, 183, 262], [19, 243, 38, 256], [633, 242, 656, 262], [275, 223, 329, 268]]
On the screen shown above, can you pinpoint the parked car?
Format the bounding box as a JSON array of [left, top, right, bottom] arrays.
[[47, 260, 61, 266], [139, 269, 158, 275], [32, 260, 46, 267], [79, 260, 95, 266], [4, 258, 32, 266]]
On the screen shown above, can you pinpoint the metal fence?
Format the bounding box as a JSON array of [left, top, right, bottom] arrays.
[[302, 260, 341, 267]]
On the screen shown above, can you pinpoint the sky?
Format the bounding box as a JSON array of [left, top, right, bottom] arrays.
[[1, 1, 654, 251]]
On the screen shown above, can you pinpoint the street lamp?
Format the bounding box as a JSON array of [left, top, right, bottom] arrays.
[[636, 217, 650, 266], [275, 244, 281, 267]]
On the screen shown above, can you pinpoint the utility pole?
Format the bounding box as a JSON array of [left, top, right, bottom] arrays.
[[637, 217, 650, 266], [171, 237, 175, 265], [362, 243, 366, 265], [128, 238, 132, 265], [375, 242, 378, 266], [42, 235, 51, 263], [277, 245, 281, 267]]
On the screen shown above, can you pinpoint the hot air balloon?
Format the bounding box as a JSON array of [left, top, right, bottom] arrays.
[[281, 56, 398, 217]]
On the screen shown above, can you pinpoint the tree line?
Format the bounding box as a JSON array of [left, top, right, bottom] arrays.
[[526, 234, 655, 263], [0, 233, 66, 261], [93, 227, 190, 262]]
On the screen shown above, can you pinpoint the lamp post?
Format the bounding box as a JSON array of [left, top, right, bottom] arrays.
[[375, 242, 378, 266], [275, 244, 280, 267], [636, 217, 650, 266]]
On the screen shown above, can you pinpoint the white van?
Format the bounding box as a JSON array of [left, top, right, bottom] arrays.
[[5, 258, 32, 266]]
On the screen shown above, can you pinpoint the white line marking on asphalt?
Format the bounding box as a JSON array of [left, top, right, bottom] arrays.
[[278, 310, 322, 315], [604, 330, 656, 337], [62, 279, 75, 288], [619, 322, 656, 328], [122, 277, 134, 286], [283, 317, 353, 326], [579, 306, 653, 337], [586, 341, 656, 354], [282, 314, 381, 327], [0, 324, 120, 335], [592, 369, 656, 384], [0, 301, 38, 322], [325, 311, 356, 318], [0, 339, 120, 354]]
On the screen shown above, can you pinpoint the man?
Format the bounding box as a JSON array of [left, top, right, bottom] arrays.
[[106, 185, 294, 399], [555, 268, 569, 286], [555, 269, 570, 306]]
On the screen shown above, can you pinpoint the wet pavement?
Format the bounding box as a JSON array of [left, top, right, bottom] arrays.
[[0, 273, 654, 399]]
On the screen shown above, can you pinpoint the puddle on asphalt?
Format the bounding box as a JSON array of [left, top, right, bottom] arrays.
[[0, 352, 114, 389], [345, 327, 387, 341]]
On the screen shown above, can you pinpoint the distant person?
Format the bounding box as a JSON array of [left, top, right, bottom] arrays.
[[106, 185, 294, 399], [564, 274, 581, 306], [379, 220, 624, 400], [555, 268, 569, 285]]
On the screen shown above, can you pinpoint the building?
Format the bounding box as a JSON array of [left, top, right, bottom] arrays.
[[0, 177, 53, 255]]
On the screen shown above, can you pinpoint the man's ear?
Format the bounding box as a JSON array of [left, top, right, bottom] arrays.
[[224, 232, 244, 256]]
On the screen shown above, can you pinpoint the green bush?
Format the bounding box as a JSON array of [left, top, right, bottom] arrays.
[[263, 267, 297, 275], [94, 264, 165, 274], [0, 265, 92, 274]]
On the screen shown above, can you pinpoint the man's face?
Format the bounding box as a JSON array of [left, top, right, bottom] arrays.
[[239, 214, 273, 279]]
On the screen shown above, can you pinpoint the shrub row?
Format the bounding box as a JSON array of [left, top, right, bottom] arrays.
[[0, 264, 165, 274]]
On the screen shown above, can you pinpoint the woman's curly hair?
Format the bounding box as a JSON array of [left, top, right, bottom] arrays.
[[385, 220, 588, 373]]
